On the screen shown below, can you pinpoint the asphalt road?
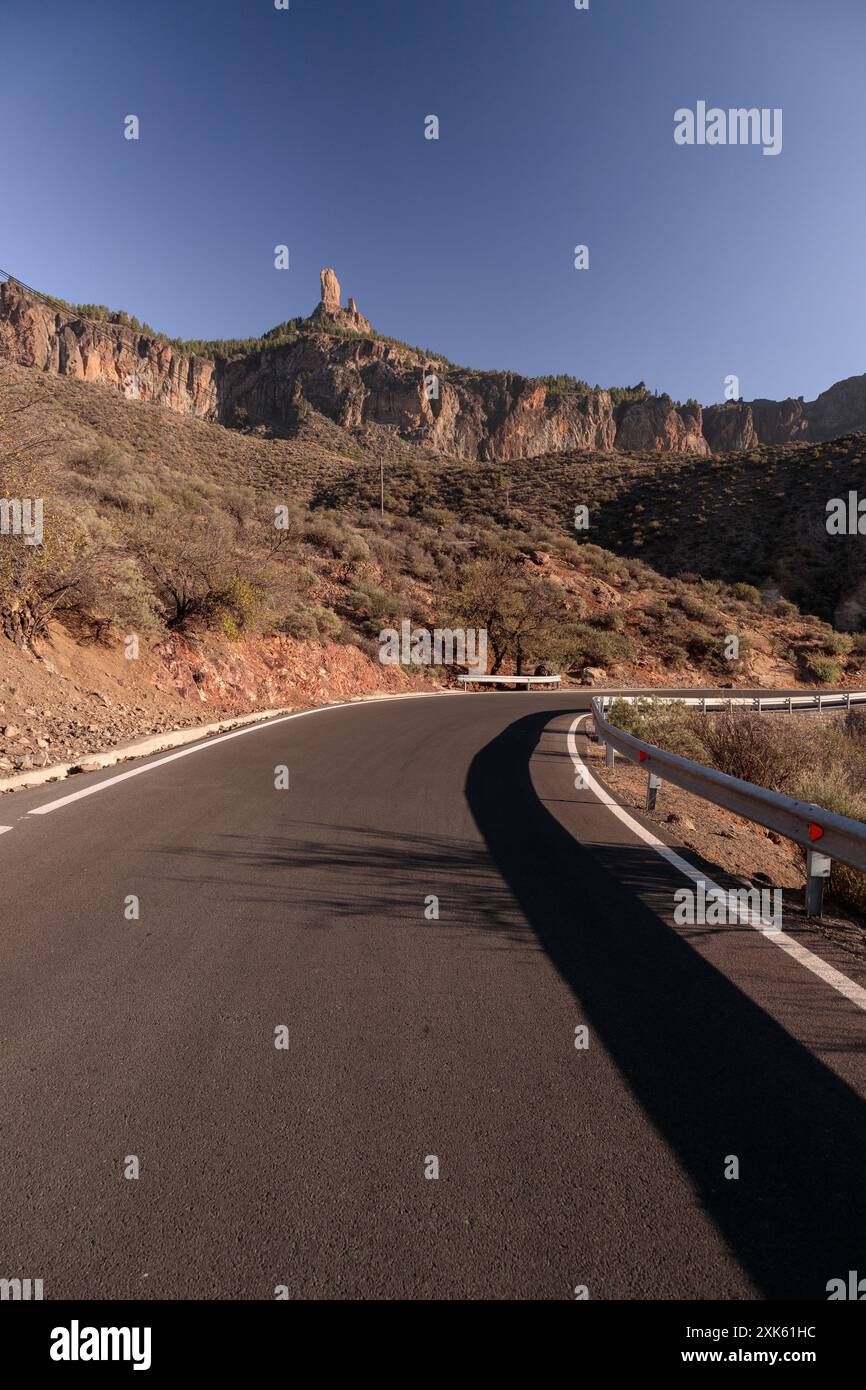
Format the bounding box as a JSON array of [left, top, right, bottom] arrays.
[[1, 689, 865, 1300]]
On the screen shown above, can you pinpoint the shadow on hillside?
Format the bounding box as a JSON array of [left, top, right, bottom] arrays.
[[465, 709, 866, 1300]]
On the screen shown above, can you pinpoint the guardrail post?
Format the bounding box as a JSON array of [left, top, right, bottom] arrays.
[[757, 697, 763, 714], [646, 771, 662, 812], [818, 693, 823, 712], [804, 847, 832, 918], [787, 696, 792, 713], [701, 698, 707, 714], [846, 692, 852, 709], [604, 742, 615, 768]]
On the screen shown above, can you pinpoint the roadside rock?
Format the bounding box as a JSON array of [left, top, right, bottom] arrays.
[[580, 666, 608, 685]]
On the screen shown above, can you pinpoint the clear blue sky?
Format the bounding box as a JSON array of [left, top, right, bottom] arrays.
[[1, 0, 862, 404]]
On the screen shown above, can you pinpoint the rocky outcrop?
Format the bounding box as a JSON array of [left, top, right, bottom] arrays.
[[481, 379, 618, 458], [702, 398, 810, 453], [702, 402, 759, 454], [0, 279, 218, 418], [750, 397, 810, 445], [219, 339, 613, 457], [308, 267, 373, 335], [3, 272, 866, 459], [613, 395, 708, 455], [320, 268, 341, 314], [808, 375, 866, 440]]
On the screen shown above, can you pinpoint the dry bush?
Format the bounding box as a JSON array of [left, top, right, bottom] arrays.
[[605, 700, 707, 761], [0, 374, 115, 643], [693, 711, 813, 794]]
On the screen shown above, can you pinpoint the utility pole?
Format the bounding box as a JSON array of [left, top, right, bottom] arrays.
[[380, 457, 384, 518]]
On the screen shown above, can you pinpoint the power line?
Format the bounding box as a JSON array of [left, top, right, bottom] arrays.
[[0, 266, 160, 351]]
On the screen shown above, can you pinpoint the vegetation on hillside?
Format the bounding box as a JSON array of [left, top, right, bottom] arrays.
[[569, 432, 866, 626], [1, 367, 856, 691]]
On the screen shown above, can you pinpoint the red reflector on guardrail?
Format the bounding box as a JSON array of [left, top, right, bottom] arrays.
[[638, 750, 647, 762], [809, 823, 824, 841]]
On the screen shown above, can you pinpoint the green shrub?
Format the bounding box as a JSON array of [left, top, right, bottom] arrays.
[[575, 543, 620, 579], [419, 507, 456, 527], [665, 644, 689, 669], [731, 582, 762, 607], [604, 699, 706, 760], [304, 514, 349, 556], [823, 631, 854, 657], [345, 584, 407, 636], [342, 534, 371, 564], [314, 606, 343, 641], [675, 591, 715, 624], [589, 609, 625, 632], [803, 654, 841, 684], [218, 576, 261, 634], [683, 623, 717, 662], [279, 600, 343, 641], [568, 625, 634, 668]]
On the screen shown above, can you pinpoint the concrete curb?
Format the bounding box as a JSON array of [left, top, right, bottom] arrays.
[[0, 706, 296, 795], [0, 687, 449, 796]]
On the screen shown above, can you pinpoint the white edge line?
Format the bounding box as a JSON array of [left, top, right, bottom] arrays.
[[27, 692, 447, 817], [568, 715, 866, 1014]]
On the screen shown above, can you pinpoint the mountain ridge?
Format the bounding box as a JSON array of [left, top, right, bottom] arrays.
[[2, 270, 865, 460]]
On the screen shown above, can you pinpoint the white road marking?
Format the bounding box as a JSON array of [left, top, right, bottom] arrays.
[[0, 826, 12, 835], [568, 715, 866, 1013], [28, 692, 450, 817]]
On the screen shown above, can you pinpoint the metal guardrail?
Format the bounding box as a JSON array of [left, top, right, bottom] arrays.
[[602, 690, 866, 714], [458, 673, 562, 688], [591, 690, 866, 916]]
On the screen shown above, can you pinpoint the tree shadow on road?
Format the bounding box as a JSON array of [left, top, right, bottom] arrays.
[[465, 709, 866, 1300], [155, 819, 537, 947]]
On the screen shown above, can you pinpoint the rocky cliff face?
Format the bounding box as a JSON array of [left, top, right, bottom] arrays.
[[702, 398, 810, 452], [808, 375, 866, 440], [2, 273, 865, 459], [0, 279, 218, 418], [701, 383, 866, 454], [220, 344, 713, 459], [0, 277, 708, 459], [219, 340, 627, 458], [613, 395, 707, 455]]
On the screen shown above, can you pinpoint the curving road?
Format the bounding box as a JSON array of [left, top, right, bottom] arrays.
[[1, 689, 866, 1300]]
